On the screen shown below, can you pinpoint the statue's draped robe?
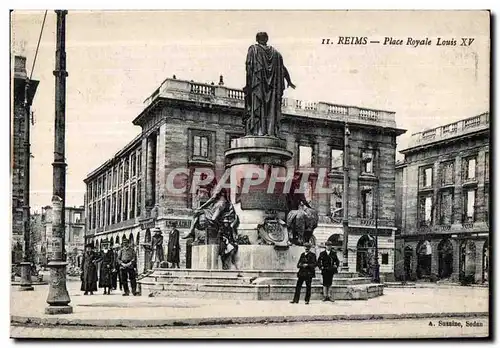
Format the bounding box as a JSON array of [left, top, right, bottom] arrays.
[[245, 44, 286, 137]]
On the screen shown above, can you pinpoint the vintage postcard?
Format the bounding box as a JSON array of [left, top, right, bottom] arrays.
[[9, 10, 490, 339]]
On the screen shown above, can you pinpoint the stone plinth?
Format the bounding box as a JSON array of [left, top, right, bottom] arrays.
[[138, 268, 383, 301], [225, 135, 293, 242], [192, 244, 308, 271]]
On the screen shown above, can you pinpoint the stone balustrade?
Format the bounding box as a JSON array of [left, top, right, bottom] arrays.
[[142, 78, 398, 128], [408, 112, 489, 148]]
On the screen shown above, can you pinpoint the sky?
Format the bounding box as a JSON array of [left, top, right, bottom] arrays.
[[10, 10, 490, 211]]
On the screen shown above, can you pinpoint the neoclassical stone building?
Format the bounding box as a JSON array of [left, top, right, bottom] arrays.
[[395, 112, 490, 283], [84, 77, 405, 280]]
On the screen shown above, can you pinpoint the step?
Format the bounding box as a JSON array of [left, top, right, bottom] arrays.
[[141, 281, 384, 301]]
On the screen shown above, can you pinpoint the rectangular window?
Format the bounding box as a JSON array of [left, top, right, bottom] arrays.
[[137, 150, 142, 175], [92, 202, 96, 229], [465, 157, 477, 180], [103, 175, 107, 194], [117, 192, 122, 223], [298, 145, 313, 167], [464, 189, 476, 222], [485, 185, 489, 221], [130, 185, 136, 218], [137, 180, 141, 217], [420, 166, 433, 188], [361, 188, 373, 218], [381, 253, 389, 265], [119, 163, 124, 185], [441, 161, 454, 186], [418, 195, 433, 226], [193, 135, 209, 158], [362, 151, 374, 173], [111, 193, 116, 225], [106, 197, 111, 226], [74, 212, 81, 224], [485, 153, 489, 182], [331, 149, 343, 171], [439, 190, 453, 225], [131, 154, 136, 177], [330, 182, 343, 217], [113, 167, 118, 188], [123, 188, 129, 221], [88, 183, 92, 201], [124, 158, 129, 182], [88, 205, 92, 229], [108, 172, 112, 191]]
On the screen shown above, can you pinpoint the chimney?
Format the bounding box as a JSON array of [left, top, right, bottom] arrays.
[[14, 55, 28, 79]]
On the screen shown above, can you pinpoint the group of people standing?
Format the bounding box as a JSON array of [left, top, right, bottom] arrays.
[[80, 238, 139, 296], [291, 241, 340, 304], [80, 224, 182, 296]]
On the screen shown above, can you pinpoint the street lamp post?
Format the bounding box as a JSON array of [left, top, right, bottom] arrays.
[[374, 177, 380, 283], [45, 10, 72, 315], [340, 124, 350, 272], [19, 77, 34, 292]]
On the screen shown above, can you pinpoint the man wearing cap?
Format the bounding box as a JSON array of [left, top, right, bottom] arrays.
[[151, 227, 164, 269], [318, 241, 340, 302], [291, 242, 317, 304], [117, 238, 138, 296]]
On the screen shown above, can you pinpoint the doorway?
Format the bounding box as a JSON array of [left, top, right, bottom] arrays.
[[437, 239, 453, 279]]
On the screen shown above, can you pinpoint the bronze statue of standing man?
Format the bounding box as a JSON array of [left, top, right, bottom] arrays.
[[244, 32, 296, 137]]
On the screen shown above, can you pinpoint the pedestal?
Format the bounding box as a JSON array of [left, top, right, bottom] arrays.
[[19, 262, 34, 291], [225, 136, 293, 246], [45, 261, 73, 314], [192, 244, 307, 270]]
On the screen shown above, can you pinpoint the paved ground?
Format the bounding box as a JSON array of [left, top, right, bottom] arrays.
[[11, 317, 489, 339], [10, 280, 488, 330]]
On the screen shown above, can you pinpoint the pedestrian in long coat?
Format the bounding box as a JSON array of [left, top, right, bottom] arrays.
[[317, 241, 340, 302], [290, 242, 317, 304], [151, 228, 164, 268], [167, 223, 181, 268], [80, 243, 99, 295], [98, 241, 115, 295]]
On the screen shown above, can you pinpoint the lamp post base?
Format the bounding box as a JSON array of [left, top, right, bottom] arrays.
[[19, 262, 34, 291], [45, 305, 73, 315], [45, 260, 72, 315]]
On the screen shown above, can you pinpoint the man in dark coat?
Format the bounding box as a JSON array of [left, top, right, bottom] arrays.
[[290, 242, 317, 304], [80, 243, 99, 295], [317, 241, 340, 302], [98, 241, 115, 295], [151, 228, 164, 268], [167, 222, 181, 268], [117, 238, 138, 296], [111, 244, 121, 290]]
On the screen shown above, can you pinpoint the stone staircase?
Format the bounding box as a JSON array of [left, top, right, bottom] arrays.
[[138, 269, 384, 301]]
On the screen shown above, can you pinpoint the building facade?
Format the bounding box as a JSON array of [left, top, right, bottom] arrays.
[[11, 55, 38, 252], [84, 77, 405, 280], [395, 113, 490, 283]]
